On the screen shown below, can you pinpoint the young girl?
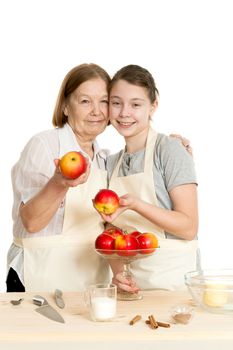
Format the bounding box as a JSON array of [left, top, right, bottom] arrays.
[[102, 65, 198, 292]]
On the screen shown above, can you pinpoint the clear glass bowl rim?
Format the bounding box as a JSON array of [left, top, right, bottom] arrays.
[[185, 268, 233, 287]]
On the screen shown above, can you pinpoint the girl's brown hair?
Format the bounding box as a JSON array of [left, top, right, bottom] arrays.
[[109, 64, 159, 103], [52, 63, 111, 127]]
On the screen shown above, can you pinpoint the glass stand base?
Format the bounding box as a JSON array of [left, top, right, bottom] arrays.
[[117, 291, 143, 301]]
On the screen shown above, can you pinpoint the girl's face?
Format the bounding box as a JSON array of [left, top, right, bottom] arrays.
[[64, 78, 109, 139], [109, 79, 156, 138]]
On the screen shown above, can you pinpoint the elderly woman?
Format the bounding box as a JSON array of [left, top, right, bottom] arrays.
[[7, 64, 111, 292]]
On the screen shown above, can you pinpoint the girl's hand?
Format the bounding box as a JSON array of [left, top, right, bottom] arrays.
[[112, 272, 140, 293], [53, 158, 91, 189], [100, 194, 140, 223]]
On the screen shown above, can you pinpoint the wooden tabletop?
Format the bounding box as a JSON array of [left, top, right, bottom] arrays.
[[1, 289, 233, 350]]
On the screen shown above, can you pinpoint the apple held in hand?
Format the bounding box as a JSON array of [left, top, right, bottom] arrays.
[[114, 234, 139, 257], [93, 189, 120, 215], [137, 232, 158, 254], [95, 233, 115, 254], [59, 151, 87, 179]]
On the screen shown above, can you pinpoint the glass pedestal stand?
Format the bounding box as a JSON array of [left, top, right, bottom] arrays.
[[117, 257, 142, 300], [95, 249, 155, 301]]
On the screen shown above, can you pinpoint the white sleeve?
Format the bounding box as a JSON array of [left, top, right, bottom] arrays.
[[11, 134, 56, 205]]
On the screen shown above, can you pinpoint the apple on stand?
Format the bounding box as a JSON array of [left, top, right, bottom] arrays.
[[114, 234, 139, 257], [137, 232, 158, 254], [103, 227, 124, 239], [93, 189, 120, 215], [129, 231, 142, 238], [95, 233, 115, 255], [95, 227, 123, 255], [59, 151, 87, 179]]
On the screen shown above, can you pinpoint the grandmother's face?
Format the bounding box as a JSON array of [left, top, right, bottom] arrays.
[[64, 78, 109, 140]]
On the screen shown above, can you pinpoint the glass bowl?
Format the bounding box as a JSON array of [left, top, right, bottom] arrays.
[[185, 269, 233, 314], [170, 304, 194, 324]]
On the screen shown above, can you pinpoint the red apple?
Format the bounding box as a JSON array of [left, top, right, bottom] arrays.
[[59, 151, 87, 179], [93, 189, 120, 215], [95, 233, 115, 254], [130, 230, 142, 238], [103, 227, 124, 239], [114, 234, 139, 256], [137, 232, 158, 254]]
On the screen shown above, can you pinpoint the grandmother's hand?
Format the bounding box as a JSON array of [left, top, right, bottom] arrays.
[[169, 134, 193, 156], [53, 158, 91, 188]]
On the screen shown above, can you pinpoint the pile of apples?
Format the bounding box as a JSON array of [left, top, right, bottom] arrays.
[[93, 189, 158, 256], [95, 227, 158, 257]]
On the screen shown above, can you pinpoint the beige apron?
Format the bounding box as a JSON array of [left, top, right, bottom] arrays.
[[109, 127, 198, 290], [14, 126, 109, 292]]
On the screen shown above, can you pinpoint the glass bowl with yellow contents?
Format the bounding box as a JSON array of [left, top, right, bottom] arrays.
[[185, 269, 233, 314]]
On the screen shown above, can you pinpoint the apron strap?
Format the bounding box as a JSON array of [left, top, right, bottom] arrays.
[[110, 150, 125, 179], [111, 126, 158, 179], [144, 127, 157, 173]]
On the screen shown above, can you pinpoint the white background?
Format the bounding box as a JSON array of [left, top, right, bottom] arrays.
[[0, 0, 232, 291]]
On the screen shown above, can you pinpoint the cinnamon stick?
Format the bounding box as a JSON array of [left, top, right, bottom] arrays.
[[146, 320, 170, 328], [157, 321, 171, 328], [148, 315, 158, 329], [129, 315, 142, 325]]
